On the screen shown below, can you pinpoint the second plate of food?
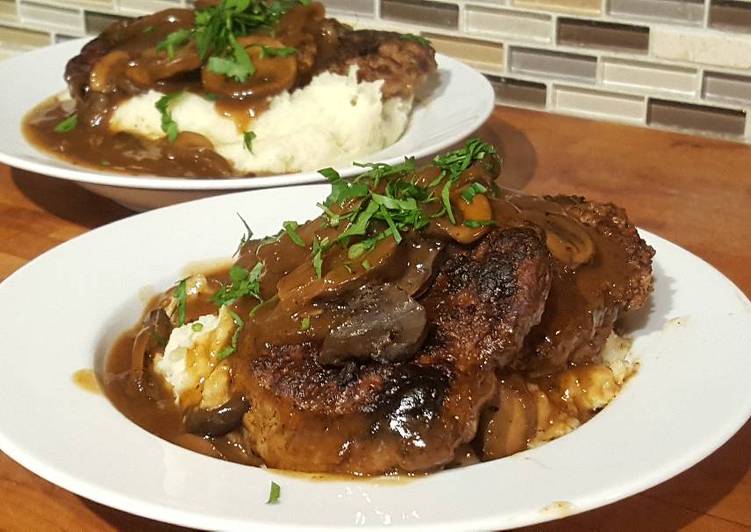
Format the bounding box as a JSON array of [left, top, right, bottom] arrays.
[[0, 3, 494, 210]]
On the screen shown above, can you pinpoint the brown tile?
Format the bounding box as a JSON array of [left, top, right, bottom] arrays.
[[509, 46, 597, 82], [380, 0, 458, 30], [0, 0, 17, 22], [84, 11, 128, 35], [710, 0, 751, 32], [422, 32, 503, 73], [648, 98, 746, 137], [608, 0, 704, 25], [703, 71, 751, 106], [487, 76, 547, 108], [512, 0, 602, 16], [557, 18, 649, 53]]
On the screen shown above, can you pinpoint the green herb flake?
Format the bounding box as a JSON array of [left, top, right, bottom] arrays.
[[216, 309, 244, 360], [460, 182, 488, 204], [156, 28, 192, 59], [207, 34, 255, 82], [243, 131, 256, 153], [282, 220, 306, 247], [212, 262, 264, 307], [463, 219, 496, 228], [155, 92, 183, 142], [234, 213, 253, 256], [192, 322, 204, 332], [362, 259, 371, 270], [266, 481, 281, 504], [54, 114, 78, 133], [174, 279, 188, 326], [300, 316, 311, 331], [400, 33, 431, 47], [311, 235, 331, 279], [142, 26, 154, 33], [259, 45, 297, 58]]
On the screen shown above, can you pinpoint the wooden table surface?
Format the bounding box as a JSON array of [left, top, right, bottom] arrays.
[[0, 106, 749, 531]]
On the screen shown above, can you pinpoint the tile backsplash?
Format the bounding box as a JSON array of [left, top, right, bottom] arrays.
[[2, 0, 751, 142]]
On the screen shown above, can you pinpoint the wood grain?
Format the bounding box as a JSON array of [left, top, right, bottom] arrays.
[[0, 106, 749, 531]]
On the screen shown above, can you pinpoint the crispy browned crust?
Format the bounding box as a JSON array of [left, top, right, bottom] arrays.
[[237, 227, 551, 474]]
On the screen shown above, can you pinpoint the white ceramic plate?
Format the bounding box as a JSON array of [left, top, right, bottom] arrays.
[[0, 38, 494, 211], [0, 185, 750, 531]]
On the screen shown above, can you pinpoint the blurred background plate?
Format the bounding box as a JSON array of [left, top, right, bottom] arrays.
[[0, 38, 494, 211]]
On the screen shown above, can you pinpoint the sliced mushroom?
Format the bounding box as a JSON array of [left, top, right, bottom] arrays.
[[184, 395, 250, 437], [319, 283, 427, 366], [395, 238, 444, 297]]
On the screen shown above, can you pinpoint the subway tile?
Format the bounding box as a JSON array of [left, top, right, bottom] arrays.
[[381, 0, 458, 30], [55, 33, 80, 43], [608, 0, 704, 25], [0, 24, 50, 51], [703, 71, 751, 106], [554, 85, 645, 122], [422, 32, 503, 74], [709, 0, 751, 32], [512, 0, 602, 16], [652, 26, 751, 69], [19, 2, 84, 33], [117, 1, 187, 16], [84, 11, 128, 34], [0, 0, 17, 22], [509, 46, 597, 82], [648, 98, 746, 136], [323, 0, 375, 16], [487, 75, 547, 107], [465, 5, 552, 43], [602, 57, 697, 95], [557, 18, 649, 53]]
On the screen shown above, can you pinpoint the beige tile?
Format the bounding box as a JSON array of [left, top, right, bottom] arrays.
[[487, 75, 547, 108], [648, 98, 746, 136], [322, 0, 375, 16], [602, 58, 697, 95], [608, 0, 704, 25], [509, 46, 597, 82], [117, 0, 188, 16], [466, 5, 552, 43], [554, 85, 645, 122], [557, 18, 649, 53], [0, 24, 50, 51], [652, 27, 751, 69], [423, 32, 503, 74], [512, 0, 602, 16], [0, 0, 17, 22], [381, 0, 459, 30], [19, 2, 84, 33]]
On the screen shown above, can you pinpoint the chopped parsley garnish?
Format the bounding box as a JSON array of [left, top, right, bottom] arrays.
[[156, 29, 192, 59], [362, 259, 371, 270], [259, 45, 297, 58], [142, 26, 154, 33], [311, 235, 331, 278], [243, 131, 256, 153], [282, 221, 305, 247], [234, 213, 253, 256], [155, 92, 183, 142], [174, 279, 187, 326], [461, 182, 488, 204], [192, 322, 204, 332], [463, 219, 496, 228], [193, 0, 307, 81], [212, 262, 264, 306], [400, 33, 431, 47], [300, 316, 311, 331], [266, 481, 281, 504], [54, 114, 78, 133], [207, 34, 255, 82], [217, 309, 244, 360]]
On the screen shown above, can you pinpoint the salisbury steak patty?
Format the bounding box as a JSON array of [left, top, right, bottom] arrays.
[[236, 227, 551, 474]]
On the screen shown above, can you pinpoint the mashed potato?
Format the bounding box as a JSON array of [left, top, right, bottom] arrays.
[[110, 67, 412, 175]]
